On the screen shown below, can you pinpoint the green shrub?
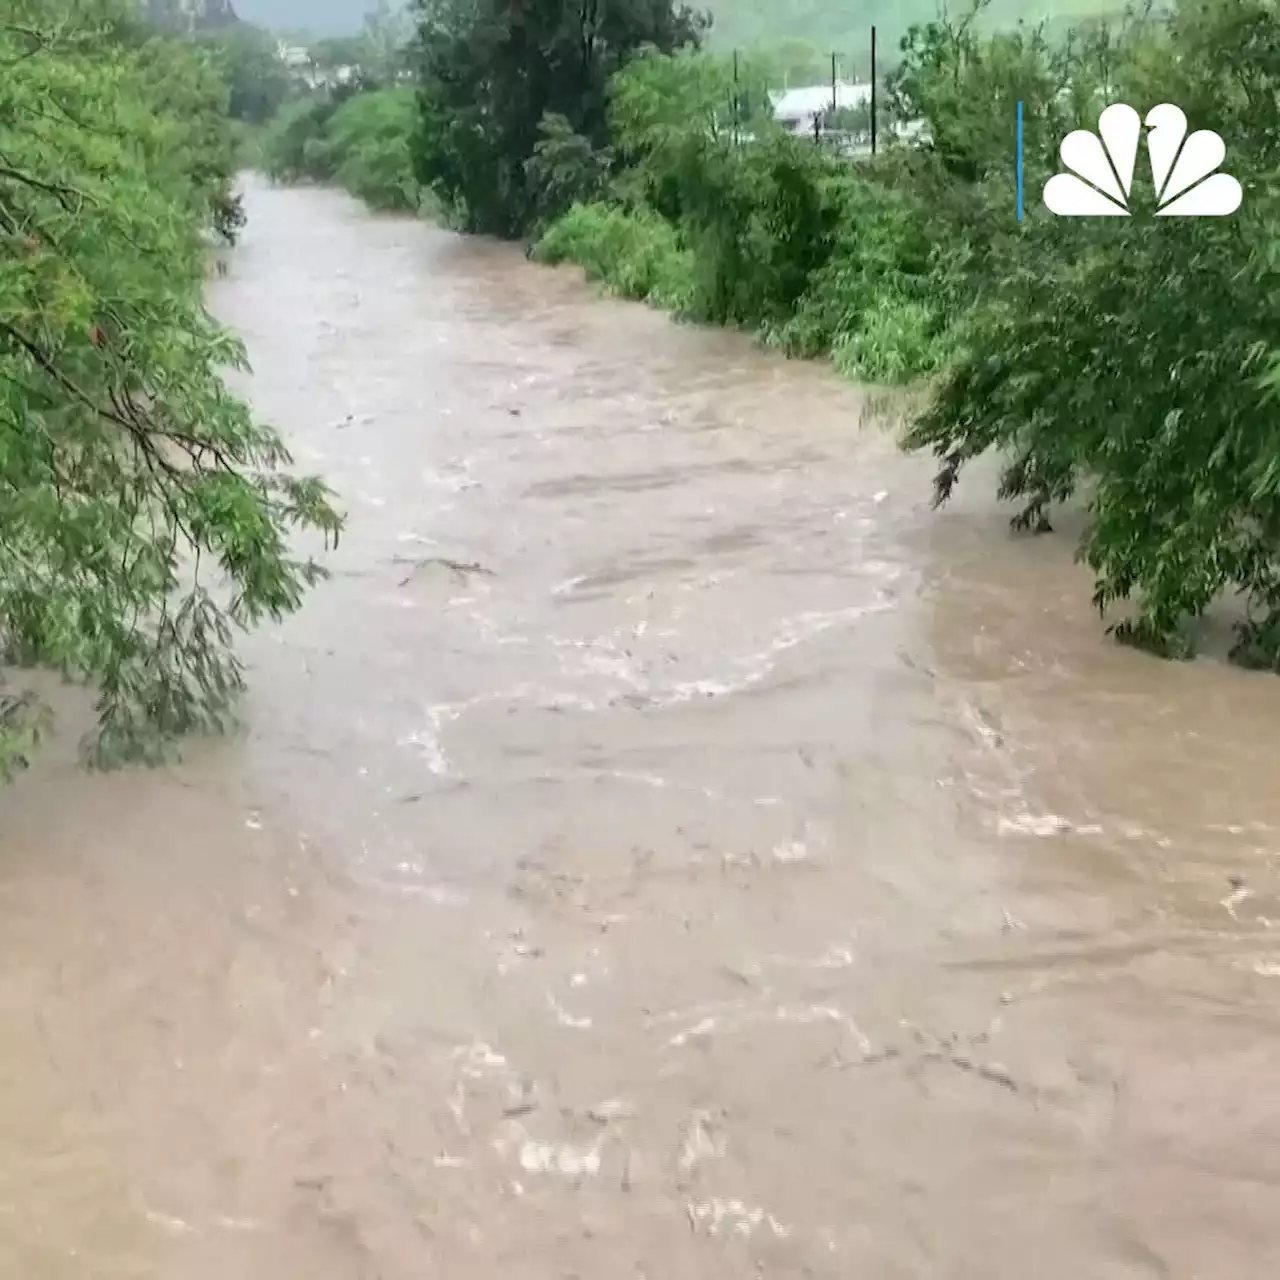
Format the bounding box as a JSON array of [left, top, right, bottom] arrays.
[[763, 175, 944, 371], [532, 202, 696, 311], [259, 95, 339, 182], [326, 87, 422, 212], [832, 297, 946, 384], [259, 87, 425, 214]]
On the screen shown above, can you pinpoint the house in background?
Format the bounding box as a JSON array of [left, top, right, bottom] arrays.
[[276, 41, 310, 69], [770, 81, 873, 137], [276, 40, 355, 90]]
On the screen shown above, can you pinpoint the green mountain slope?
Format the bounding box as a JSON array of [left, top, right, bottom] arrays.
[[231, 0, 1127, 51], [707, 0, 1128, 57]]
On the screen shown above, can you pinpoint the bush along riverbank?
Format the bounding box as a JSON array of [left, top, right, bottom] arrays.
[[268, 0, 1280, 669], [258, 84, 431, 215]]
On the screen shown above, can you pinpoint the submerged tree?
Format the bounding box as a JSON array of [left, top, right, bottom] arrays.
[[0, 1, 341, 776]]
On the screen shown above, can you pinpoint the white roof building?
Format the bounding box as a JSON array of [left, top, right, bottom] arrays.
[[276, 42, 356, 90], [771, 81, 873, 133]]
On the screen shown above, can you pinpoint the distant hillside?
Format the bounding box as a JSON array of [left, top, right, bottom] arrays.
[[230, 0, 1129, 49], [708, 0, 1131, 59]]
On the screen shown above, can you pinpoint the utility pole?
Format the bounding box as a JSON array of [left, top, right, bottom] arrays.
[[827, 49, 837, 148], [732, 48, 739, 145], [870, 25, 878, 155]]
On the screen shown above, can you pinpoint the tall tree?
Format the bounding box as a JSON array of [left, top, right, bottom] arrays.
[[360, 0, 413, 79], [202, 22, 297, 122], [410, 0, 708, 235]]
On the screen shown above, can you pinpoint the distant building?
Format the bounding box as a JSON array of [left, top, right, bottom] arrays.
[[894, 117, 931, 144], [275, 42, 356, 90], [276, 42, 310, 68], [771, 81, 873, 136], [324, 66, 357, 88]]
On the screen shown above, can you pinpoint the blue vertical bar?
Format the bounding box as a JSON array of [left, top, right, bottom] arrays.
[[1016, 100, 1024, 221]]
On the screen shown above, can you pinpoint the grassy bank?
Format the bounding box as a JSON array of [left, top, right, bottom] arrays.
[[531, 165, 962, 388]]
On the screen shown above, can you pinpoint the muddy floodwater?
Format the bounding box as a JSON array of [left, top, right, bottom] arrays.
[[4, 174, 1280, 1278]]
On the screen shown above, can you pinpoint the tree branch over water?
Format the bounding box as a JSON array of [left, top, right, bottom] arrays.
[[0, 0, 342, 776]]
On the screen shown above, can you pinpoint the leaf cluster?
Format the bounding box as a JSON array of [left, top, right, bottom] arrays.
[[0, 0, 342, 774]]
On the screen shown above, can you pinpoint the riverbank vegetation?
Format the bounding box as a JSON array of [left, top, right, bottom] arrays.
[[908, 0, 1280, 666], [530, 46, 966, 385], [258, 85, 427, 213], [401, 0, 1280, 670], [411, 0, 707, 236], [0, 0, 341, 775]]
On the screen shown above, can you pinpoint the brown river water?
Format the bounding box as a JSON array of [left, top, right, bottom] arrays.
[[3, 174, 1280, 1278]]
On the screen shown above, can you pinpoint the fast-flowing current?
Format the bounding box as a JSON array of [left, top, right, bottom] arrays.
[[2, 174, 1279, 1278]]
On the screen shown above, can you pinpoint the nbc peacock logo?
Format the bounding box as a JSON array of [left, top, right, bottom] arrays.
[[1043, 103, 1242, 217]]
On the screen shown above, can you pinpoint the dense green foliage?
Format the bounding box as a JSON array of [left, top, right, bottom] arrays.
[[536, 203, 696, 307], [0, 0, 341, 774], [533, 44, 970, 382], [908, 0, 1280, 665], [408, 0, 706, 235], [259, 85, 426, 211], [252, 0, 422, 211], [201, 22, 298, 123]]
